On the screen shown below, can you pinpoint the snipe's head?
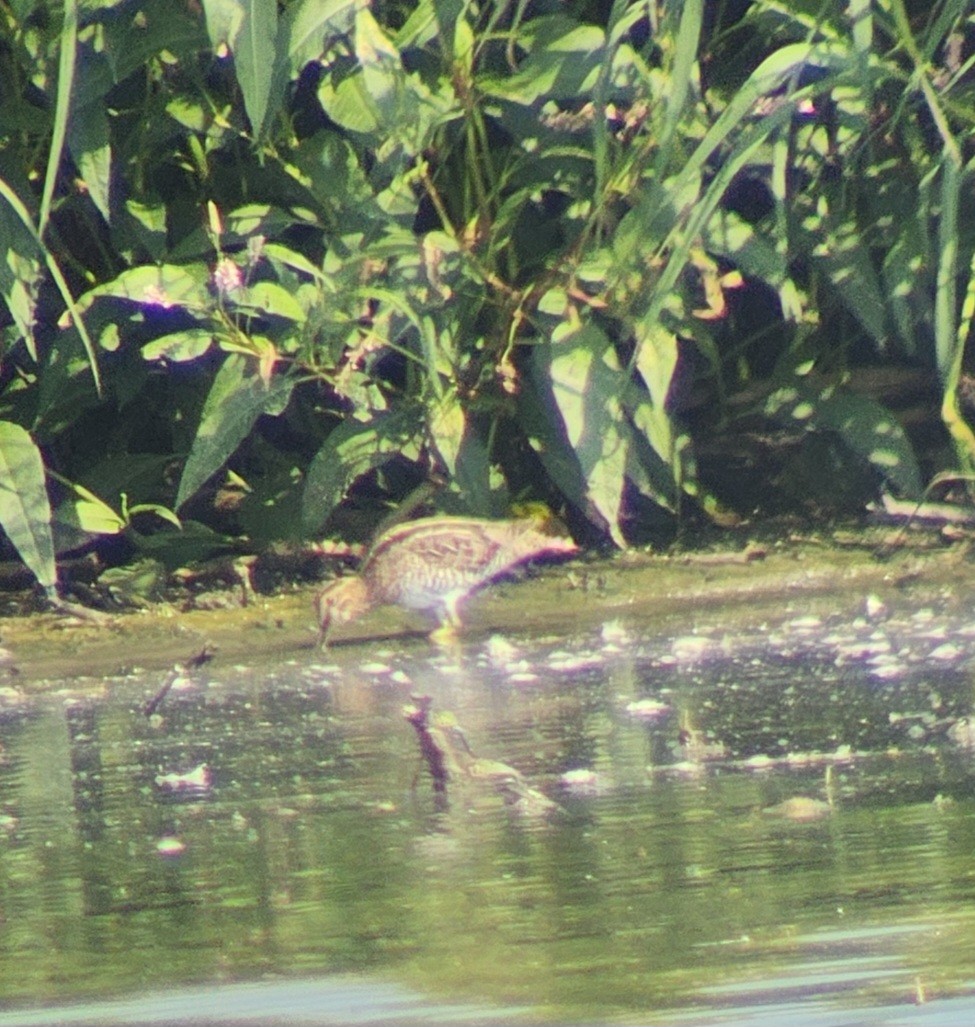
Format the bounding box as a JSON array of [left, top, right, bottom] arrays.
[[315, 576, 372, 648]]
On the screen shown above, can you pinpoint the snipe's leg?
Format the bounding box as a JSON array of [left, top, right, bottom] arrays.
[[429, 596, 463, 645]]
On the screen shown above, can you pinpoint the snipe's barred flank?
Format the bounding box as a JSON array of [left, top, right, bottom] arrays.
[[315, 516, 577, 647]]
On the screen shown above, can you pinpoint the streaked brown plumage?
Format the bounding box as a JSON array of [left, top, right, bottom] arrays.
[[315, 516, 577, 646]]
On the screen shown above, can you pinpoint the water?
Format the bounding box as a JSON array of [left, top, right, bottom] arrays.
[[2, 598, 975, 1025]]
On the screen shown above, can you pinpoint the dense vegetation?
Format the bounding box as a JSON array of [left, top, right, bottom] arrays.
[[0, 0, 973, 600]]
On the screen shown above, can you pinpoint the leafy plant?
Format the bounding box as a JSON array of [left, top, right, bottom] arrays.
[[0, 0, 972, 594]]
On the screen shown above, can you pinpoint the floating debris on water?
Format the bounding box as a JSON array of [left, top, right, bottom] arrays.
[[156, 836, 187, 856], [155, 764, 211, 792]]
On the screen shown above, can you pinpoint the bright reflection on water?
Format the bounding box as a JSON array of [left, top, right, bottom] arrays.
[[2, 602, 975, 1025]]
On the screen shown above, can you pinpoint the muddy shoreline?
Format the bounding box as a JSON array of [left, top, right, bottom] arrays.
[[2, 537, 969, 686]]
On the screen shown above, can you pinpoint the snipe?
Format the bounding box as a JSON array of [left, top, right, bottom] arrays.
[[315, 516, 577, 646]]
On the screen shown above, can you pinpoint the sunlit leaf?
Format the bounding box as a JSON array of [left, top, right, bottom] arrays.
[[176, 355, 296, 510], [0, 185, 42, 355], [0, 421, 56, 593], [142, 330, 215, 363], [69, 97, 111, 223], [51, 483, 126, 554], [764, 380, 923, 499], [706, 210, 804, 322], [526, 321, 629, 546], [482, 17, 607, 104], [239, 282, 306, 322], [202, 0, 277, 135], [628, 320, 681, 508], [68, 264, 211, 321], [301, 412, 419, 533]]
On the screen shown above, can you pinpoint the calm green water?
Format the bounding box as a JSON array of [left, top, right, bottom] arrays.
[[2, 599, 975, 1024]]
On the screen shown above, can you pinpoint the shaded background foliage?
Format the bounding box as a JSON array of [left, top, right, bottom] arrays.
[[0, 0, 973, 597]]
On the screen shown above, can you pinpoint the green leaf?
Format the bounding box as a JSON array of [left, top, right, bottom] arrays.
[[51, 483, 126, 554], [0, 422, 57, 593], [0, 176, 100, 385], [202, 0, 277, 135], [705, 210, 804, 322], [62, 483, 126, 535], [283, 0, 358, 74], [68, 43, 112, 221], [70, 264, 211, 318], [482, 17, 607, 104], [0, 184, 42, 355], [175, 355, 296, 510], [39, 0, 77, 237], [525, 322, 629, 546], [631, 319, 679, 461], [427, 392, 494, 514], [799, 201, 889, 348], [126, 503, 182, 530], [763, 380, 923, 499], [239, 282, 307, 322], [142, 329, 215, 363], [121, 200, 168, 261], [317, 7, 457, 157], [935, 149, 961, 379], [301, 412, 418, 533]]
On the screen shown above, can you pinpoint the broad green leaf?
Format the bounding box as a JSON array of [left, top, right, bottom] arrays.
[[549, 321, 629, 546], [239, 282, 306, 322], [0, 183, 42, 354], [51, 483, 126, 554], [630, 319, 679, 470], [706, 210, 804, 322], [426, 392, 494, 514], [0, 175, 100, 385], [519, 355, 587, 509], [69, 264, 211, 319], [764, 380, 923, 499], [68, 42, 113, 221], [176, 355, 296, 510], [166, 96, 208, 132], [624, 392, 680, 510], [0, 421, 56, 593], [880, 183, 933, 358], [73, 125, 111, 223], [942, 246, 975, 471], [202, 0, 277, 135], [453, 420, 494, 516], [71, 483, 126, 533], [301, 412, 418, 533], [799, 200, 889, 347], [428, 392, 464, 478], [317, 8, 457, 156], [263, 242, 326, 283], [61, 495, 125, 535], [126, 503, 182, 530], [483, 17, 607, 104], [101, 0, 208, 83], [282, 0, 358, 75], [122, 200, 168, 261], [142, 330, 215, 363], [319, 9, 399, 135], [33, 336, 103, 438]]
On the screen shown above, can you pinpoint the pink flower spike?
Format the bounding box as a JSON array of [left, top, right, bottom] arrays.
[[213, 257, 243, 295]]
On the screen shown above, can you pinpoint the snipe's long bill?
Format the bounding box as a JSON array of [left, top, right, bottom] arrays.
[[315, 516, 577, 647]]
